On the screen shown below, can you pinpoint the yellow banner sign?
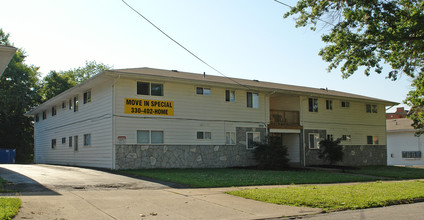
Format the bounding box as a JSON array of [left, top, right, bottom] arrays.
[[125, 98, 174, 116]]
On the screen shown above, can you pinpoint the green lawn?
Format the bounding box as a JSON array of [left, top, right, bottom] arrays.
[[0, 177, 21, 220], [227, 181, 424, 212], [120, 168, 378, 188], [345, 166, 424, 179]]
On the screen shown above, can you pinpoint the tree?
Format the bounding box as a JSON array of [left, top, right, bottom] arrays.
[[253, 136, 289, 169], [283, 0, 424, 132], [41, 61, 112, 100], [318, 138, 344, 165], [0, 29, 42, 163], [404, 74, 424, 135]]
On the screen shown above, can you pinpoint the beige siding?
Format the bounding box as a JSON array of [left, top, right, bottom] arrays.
[[300, 96, 387, 145], [113, 78, 268, 145], [34, 82, 114, 168]]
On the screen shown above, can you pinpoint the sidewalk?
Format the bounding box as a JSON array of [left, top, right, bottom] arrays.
[[12, 187, 322, 220]]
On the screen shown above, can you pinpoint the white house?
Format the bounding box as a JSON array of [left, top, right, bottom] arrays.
[[387, 118, 423, 166], [0, 45, 17, 77], [25, 68, 397, 169]]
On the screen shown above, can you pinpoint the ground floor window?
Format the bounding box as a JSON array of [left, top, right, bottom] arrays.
[[137, 130, 164, 144], [226, 132, 236, 145], [402, 151, 422, 158], [197, 131, 211, 140], [309, 133, 320, 149], [84, 134, 91, 146], [246, 132, 260, 149], [51, 139, 56, 149], [68, 136, 72, 147], [367, 136, 379, 145]]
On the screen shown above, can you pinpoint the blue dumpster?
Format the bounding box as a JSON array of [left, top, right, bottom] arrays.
[[0, 149, 16, 163]]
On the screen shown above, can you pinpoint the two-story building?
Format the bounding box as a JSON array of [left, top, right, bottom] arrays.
[[25, 68, 397, 169]]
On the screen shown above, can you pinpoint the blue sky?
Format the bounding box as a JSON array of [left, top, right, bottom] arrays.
[[1, 0, 412, 112]]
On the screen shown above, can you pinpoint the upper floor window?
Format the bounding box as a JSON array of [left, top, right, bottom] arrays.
[[366, 104, 378, 113], [51, 106, 57, 116], [137, 82, 163, 96], [62, 137, 66, 144], [326, 100, 333, 110], [69, 99, 73, 110], [341, 101, 350, 108], [225, 90, 235, 102], [42, 111, 47, 120], [73, 96, 79, 112], [196, 87, 211, 95], [62, 101, 66, 109], [247, 92, 259, 108], [308, 98, 318, 112], [35, 114, 39, 122], [83, 90, 91, 104]]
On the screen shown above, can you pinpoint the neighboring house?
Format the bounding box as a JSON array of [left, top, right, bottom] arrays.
[[386, 108, 423, 166], [0, 45, 17, 77], [25, 68, 397, 169]]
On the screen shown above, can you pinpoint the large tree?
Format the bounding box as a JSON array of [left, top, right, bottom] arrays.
[[41, 61, 112, 100], [0, 29, 42, 162], [283, 0, 424, 133]]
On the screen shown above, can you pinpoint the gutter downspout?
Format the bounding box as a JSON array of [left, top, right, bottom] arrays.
[[112, 74, 121, 169]]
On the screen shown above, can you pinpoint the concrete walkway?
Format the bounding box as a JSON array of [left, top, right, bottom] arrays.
[[0, 164, 321, 220]]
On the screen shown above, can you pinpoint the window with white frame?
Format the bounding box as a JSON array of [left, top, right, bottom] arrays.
[[309, 133, 320, 149], [197, 131, 211, 140], [247, 92, 259, 108], [84, 134, 91, 146], [62, 101, 66, 109], [137, 130, 164, 144], [226, 132, 236, 145], [196, 87, 211, 95], [83, 90, 91, 104], [42, 111, 47, 120], [366, 104, 378, 113], [308, 98, 318, 112], [326, 100, 333, 110], [137, 82, 164, 96], [51, 139, 57, 149], [246, 132, 260, 149], [341, 101, 350, 108], [73, 96, 79, 112], [367, 136, 379, 145], [402, 151, 422, 158], [69, 99, 73, 110], [225, 90, 235, 102], [62, 137, 66, 144], [51, 106, 57, 116]]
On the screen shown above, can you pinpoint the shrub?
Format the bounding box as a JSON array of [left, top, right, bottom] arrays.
[[253, 136, 289, 169], [318, 138, 344, 165]]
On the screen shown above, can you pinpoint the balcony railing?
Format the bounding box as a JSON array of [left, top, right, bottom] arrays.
[[269, 110, 301, 129]]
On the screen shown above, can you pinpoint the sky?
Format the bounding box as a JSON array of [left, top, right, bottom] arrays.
[[0, 0, 413, 112]]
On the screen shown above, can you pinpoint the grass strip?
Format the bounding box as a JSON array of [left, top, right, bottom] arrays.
[[227, 181, 424, 212], [0, 198, 21, 220], [120, 168, 378, 188], [345, 166, 424, 179]]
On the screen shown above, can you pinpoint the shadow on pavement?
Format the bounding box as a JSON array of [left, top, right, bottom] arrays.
[[0, 166, 60, 196]]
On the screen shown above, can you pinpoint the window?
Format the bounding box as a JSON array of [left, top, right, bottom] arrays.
[[84, 134, 91, 146], [62, 137, 66, 144], [341, 101, 350, 108], [73, 96, 79, 112], [309, 133, 320, 149], [367, 136, 379, 145], [42, 111, 47, 120], [51, 106, 56, 116], [197, 131, 211, 140], [308, 98, 318, 112], [137, 82, 163, 96], [402, 151, 422, 158], [247, 92, 259, 108], [74, 135, 78, 151], [225, 90, 235, 102], [137, 130, 164, 144], [51, 139, 56, 149], [69, 136, 72, 147], [83, 90, 91, 104], [69, 99, 73, 110], [226, 132, 236, 145], [246, 132, 260, 149], [327, 134, 333, 141], [326, 100, 333, 110], [35, 114, 39, 122], [342, 135, 351, 141], [196, 87, 211, 95], [62, 101, 66, 109], [366, 104, 378, 113]]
